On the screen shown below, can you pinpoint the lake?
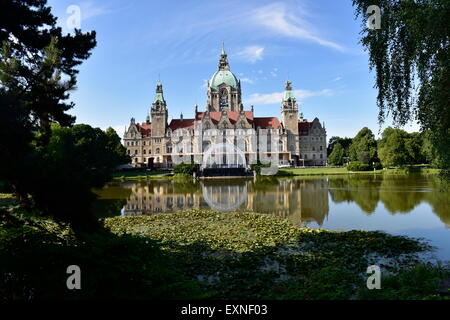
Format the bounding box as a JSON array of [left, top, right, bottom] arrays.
[[94, 174, 450, 261]]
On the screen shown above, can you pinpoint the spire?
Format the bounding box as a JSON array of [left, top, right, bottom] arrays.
[[153, 80, 165, 104], [283, 80, 295, 102], [218, 42, 230, 71]]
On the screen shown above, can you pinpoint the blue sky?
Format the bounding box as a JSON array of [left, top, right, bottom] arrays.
[[47, 0, 419, 139]]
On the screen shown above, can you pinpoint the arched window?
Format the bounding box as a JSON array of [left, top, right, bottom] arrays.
[[278, 140, 283, 152], [166, 144, 172, 153], [156, 148, 160, 154]]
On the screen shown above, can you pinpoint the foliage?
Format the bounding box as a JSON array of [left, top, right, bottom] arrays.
[[347, 161, 372, 171], [378, 127, 425, 167], [352, 0, 450, 176], [0, 209, 206, 300], [349, 127, 378, 164], [0, 0, 99, 228], [103, 209, 445, 300], [250, 160, 271, 175], [15, 124, 128, 230], [173, 162, 200, 175], [327, 136, 352, 157], [328, 143, 345, 165]]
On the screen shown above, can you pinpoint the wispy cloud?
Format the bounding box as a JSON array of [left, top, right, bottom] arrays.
[[245, 89, 333, 105], [250, 3, 344, 51], [333, 76, 343, 82], [240, 77, 254, 84], [80, 1, 112, 20], [237, 46, 265, 63]]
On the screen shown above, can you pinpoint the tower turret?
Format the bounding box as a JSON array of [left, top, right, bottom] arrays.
[[151, 81, 168, 137], [281, 80, 299, 154]]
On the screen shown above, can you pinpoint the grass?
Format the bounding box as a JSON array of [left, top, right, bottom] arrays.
[[112, 169, 172, 181], [278, 166, 441, 177]]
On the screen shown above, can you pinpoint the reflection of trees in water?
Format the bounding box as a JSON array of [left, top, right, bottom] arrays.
[[328, 174, 450, 225], [328, 175, 382, 214], [378, 175, 425, 213], [425, 177, 450, 225]]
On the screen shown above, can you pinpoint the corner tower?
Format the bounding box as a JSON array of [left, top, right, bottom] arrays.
[[151, 81, 168, 137], [207, 43, 242, 112]]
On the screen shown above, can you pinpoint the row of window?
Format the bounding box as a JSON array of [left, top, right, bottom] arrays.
[[300, 153, 325, 159], [301, 136, 324, 141], [302, 145, 325, 151]]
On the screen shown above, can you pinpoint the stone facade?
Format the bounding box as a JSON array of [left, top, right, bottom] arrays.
[[124, 46, 327, 168]]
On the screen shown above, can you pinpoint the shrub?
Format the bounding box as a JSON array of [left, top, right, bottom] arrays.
[[346, 161, 371, 171], [173, 163, 200, 175], [250, 161, 271, 175]]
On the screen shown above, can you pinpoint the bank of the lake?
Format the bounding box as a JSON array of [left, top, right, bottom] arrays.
[[110, 166, 441, 182], [112, 170, 172, 181]]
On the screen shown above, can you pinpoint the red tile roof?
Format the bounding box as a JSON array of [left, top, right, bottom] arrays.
[[196, 111, 254, 124], [253, 117, 282, 129], [168, 118, 195, 131], [137, 123, 151, 136]]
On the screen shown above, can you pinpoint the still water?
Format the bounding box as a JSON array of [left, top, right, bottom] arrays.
[[94, 174, 450, 260]]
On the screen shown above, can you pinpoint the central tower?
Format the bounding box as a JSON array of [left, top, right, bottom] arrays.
[[206, 43, 242, 112]]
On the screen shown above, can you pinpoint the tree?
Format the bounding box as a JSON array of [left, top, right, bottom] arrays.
[[27, 124, 129, 229], [378, 127, 425, 167], [378, 129, 411, 167], [0, 0, 98, 228], [349, 127, 378, 165], [352, 0, 450, 176], [327, 136, 352, 157], [328, 143, 345, 166]]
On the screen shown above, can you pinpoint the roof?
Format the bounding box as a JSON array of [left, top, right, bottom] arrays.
[[298, 120, 312, 135], [137, 123, 151, 136], [283, 89, 295, 101], [283, 80, 296, 102], [169, 118, 195, 131], [196, 111, 253, 124], [210, 70, 239, 89], [253, 117, 282, 129]]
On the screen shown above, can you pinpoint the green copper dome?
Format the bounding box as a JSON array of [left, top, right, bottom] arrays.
[[209, 70, 239, 89]]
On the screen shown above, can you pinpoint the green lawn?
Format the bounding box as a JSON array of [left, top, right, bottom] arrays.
[[112, 170, 172, 181], [278, 166, 441, 176], [279, 167, 348, 176]]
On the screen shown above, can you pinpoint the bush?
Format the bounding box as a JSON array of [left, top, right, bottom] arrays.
[[346, 161, 371, 171], [173, 163, 200, 175], [373, 162, 383, 170], [250, 161, 271, 175]]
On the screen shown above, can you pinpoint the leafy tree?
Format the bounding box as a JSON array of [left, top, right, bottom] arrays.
[[349, 127, 378, 164], [0, 0, 98, 227], [327, 136, 352, 157], [378, 127, 426, 167], [378, 129, 411, 167], [27, 124, 129, 229], [352, 0, 450, 176], [328, 143, 345, 166]]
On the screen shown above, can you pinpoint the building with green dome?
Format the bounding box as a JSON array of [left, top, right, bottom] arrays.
[[124, 45, 327, 169]]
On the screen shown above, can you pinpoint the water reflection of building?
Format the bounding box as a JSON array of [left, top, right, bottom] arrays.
[[123, 182, 202, 216], [122, 178, 329, 226], [249, 179, 329, 225]]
